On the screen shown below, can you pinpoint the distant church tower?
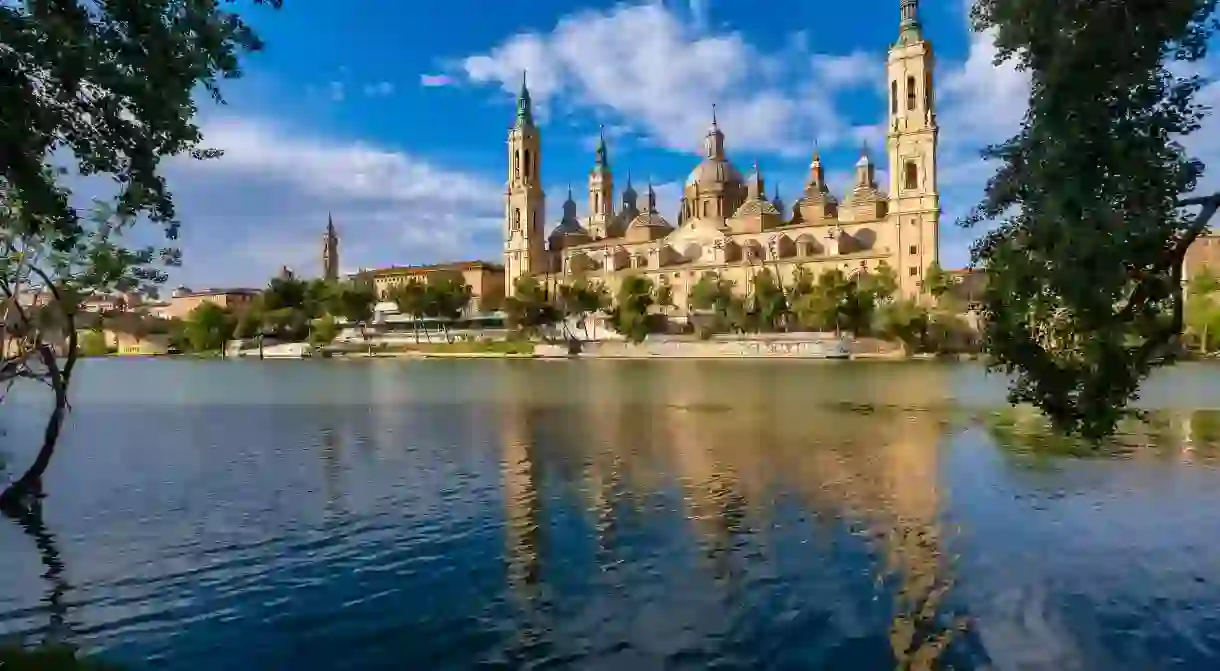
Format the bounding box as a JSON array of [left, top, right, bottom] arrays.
[[504, 73, 547, 296], [322, 213, 340, 282], [886, 0, 940, 298]]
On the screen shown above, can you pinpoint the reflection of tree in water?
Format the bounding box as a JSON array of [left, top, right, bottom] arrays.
[[987, 406, 1220, 463], [3, 499, 75, 648]]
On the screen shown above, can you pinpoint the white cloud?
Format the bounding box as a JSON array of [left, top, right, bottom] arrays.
[[362, 81, 394, 97], [811, 51, 882, 90], [328, 81, 345, 102], [159, 116, 504, 286], [456, 3, 877, 156], [420, 73, 455, 87]]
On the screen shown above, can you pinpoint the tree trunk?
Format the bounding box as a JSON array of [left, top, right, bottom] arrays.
[[0, 343, 72, 513], [1204, 322, 1210, 355]]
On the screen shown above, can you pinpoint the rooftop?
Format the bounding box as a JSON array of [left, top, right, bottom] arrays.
[[361, 260, 504, 276]]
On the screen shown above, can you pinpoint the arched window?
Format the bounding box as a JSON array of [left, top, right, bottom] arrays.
[[523, 149, 532, 180], [906, 76, 916, 111], [513, 208, 521, 230], [891, 80, 898, 115], [904, 161, 918, 190], [513, 151, 520, 179], [702, 200, 709, 218]]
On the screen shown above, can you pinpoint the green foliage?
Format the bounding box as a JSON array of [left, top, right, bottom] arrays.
[[608, 274, 655, 343], [503, 276, 560, 336], [183, 302, 234, 352], [747, 269, 788, 332], [1187, 269, 1220, 351], [0, 644, 123, 670], [76, 330, 110, 357], [961, 0, 1220, 442], [2, 0, 281, 244], [331, 280, 376, 325], [875, 299, 930, 353], [922, 262, 953, 303], [262, 276, 309, 314], [311, 314, 340, 345], [556, 277, 609, 339]]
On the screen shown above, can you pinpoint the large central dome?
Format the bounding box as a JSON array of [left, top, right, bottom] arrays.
[[686, 157, 744, 187]]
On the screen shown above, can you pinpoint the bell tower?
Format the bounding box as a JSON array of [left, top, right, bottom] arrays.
[[504, 73, 547, 296], [886, 0, 940, 298], [322, 213, 339, 282], [587, 126, 614, 239]]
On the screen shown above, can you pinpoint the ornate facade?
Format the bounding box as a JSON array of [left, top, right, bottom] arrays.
[[504, 0, 940, 310]]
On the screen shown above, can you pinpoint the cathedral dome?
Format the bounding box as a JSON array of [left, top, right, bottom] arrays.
[[685, 157, 744, 187]]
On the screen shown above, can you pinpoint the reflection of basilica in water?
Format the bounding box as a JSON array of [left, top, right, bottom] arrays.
[[495, 362, 962, 667]]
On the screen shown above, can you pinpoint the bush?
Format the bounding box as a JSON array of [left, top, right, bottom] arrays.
[[76, 330, 111, 357]]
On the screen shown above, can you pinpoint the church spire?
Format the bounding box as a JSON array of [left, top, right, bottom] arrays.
[[594, 124, 608, 169], [516, 71, 534, 127], [704, 104, 725, 159]]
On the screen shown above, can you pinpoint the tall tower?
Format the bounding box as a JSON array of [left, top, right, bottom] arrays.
[[322, 213, 339, 282], [886, 0, 940, 298], [504, 73, 547, 296], [587, 126, 614, 239]]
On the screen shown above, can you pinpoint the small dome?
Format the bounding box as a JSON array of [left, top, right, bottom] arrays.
[[628, 210, 672, 230], [685, 158, 745, 187]]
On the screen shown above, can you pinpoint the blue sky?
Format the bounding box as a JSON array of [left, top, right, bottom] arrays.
[[135, 0, 1219, 289]]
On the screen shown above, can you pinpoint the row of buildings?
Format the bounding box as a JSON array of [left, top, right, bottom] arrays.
[[27, 0, 1220, 333]]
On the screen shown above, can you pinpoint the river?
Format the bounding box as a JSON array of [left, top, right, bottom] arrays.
[[1, 359, 1219, 670]]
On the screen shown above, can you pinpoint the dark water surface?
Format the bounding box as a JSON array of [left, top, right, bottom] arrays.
[[2, 359, 1220, 670]]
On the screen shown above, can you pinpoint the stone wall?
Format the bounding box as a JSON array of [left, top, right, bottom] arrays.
[[536, 334, 850, 359]]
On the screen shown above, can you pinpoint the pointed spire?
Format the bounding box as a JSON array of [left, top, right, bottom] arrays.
[[646, 178, 657, 213], [592, 124, 609, 175], [772, 183, 784, 210], [566, 183, 573, 201], [326, 211, 336, 237], [704, 104, 725, 159], [515, 70, 534, 127]]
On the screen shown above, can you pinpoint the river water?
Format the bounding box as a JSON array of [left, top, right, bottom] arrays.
[[1, 359, 1219, 670]]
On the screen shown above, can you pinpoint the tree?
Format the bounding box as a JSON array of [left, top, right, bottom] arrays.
[[424, 273, 474, 341], [331, 280, 376, 337], [922, 262, 953, 305], [263, 276, 308, 313], [961, 0, 1220, 442], [607, 274, 655, 343], [688, 273, 737, 335], [503, 275, 560, 337], [875, 299, 930, 355], [388, 279, 431, 342], [311, 314, 339, 345], [556, 278, 609, 340], [748, 269, 788, 332], [1, 0, 282, 509], [183, 302, 234, 352], [1187, 269, 1220, 352]]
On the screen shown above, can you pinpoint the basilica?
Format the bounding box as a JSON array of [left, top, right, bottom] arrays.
[[504, 0, 939, 311]]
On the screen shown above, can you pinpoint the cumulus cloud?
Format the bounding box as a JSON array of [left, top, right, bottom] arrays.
[[156, 116, 504, 286], [456, 3, 879, 157]]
